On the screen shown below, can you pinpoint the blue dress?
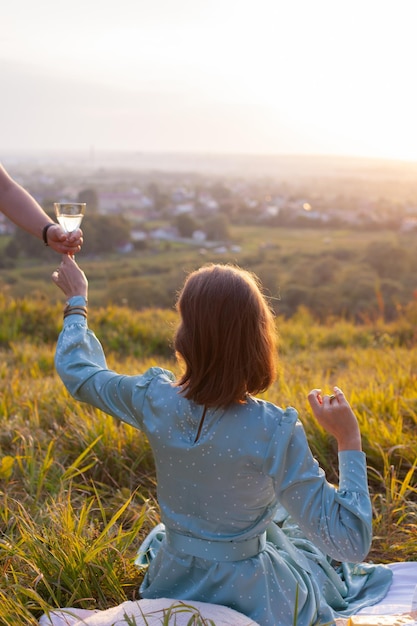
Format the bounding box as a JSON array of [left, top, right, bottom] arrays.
[[55, 305, 393, 626]]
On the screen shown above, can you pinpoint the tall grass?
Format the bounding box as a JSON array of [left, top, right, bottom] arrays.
[[0, 296, 416, 624]]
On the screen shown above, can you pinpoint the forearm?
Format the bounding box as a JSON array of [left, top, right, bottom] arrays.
[[277, 423, 372, 562], [55, 312, 148, 430], [292, 451, 372, 561], [0, 166, 53, 238]]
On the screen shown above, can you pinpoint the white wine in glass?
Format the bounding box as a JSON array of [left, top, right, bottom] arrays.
[[54, 202, 86, 233]]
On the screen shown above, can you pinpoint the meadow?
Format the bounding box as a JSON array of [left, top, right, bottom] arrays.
[[0, 290, 416, 626], [3, 224, 417, 322]]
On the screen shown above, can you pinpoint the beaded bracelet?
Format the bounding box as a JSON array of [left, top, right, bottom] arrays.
[[63, 304, 88, 319]]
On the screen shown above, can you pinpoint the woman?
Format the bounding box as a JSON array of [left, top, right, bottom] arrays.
[[0, 164, 82, 254], [52, 255, 392, 626]]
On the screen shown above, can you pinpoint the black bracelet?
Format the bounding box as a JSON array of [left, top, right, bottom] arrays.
[[42, 223, 55, 246]]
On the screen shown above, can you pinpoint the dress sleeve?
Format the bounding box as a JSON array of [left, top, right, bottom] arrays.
[[264, 410, 372, 563], [54, 314, 174, 430]]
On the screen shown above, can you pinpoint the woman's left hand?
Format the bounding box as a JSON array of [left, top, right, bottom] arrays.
[[52, 254, 88, 300]]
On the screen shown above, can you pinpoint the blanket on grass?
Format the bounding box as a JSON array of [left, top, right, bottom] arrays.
[[39, 562, 417, 626]]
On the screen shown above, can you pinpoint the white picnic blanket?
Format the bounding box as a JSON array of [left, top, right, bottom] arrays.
[[356, 563, 417, 616], [39, 562, 417, 626], [39, 597, 260, 626]]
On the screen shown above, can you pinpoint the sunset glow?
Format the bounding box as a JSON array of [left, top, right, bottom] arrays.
[[2, 0, 417, 161]]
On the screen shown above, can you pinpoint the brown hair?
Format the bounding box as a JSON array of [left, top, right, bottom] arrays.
[[174, 264, 277, 407]]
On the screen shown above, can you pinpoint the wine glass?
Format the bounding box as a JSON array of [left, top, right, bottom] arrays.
[[54, 202, 86, 233]]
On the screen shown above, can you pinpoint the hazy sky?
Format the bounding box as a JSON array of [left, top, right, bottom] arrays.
[[2, 0, 417, 161]]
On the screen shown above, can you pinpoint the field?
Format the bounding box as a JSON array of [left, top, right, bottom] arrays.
[[2, 225, 417, 323], [0, 287, 416, 625]]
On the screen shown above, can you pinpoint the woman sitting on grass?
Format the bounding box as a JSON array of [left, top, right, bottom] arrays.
[[52, 255, 392, 626]]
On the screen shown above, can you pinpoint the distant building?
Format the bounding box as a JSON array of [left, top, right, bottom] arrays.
[[131, 230, 148, 242], [116, 242, 134, 254], [192, 230, 207, 242], [150, 227, 178, 241], [197, 192, 219, 212], [400, 217, 417, 232], [173, 202, 195, 215], [98, 191, 153, 214], [264, 205, 280, 217]]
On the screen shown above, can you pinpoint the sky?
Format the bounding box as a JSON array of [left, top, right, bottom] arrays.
[[2, 0, 417, 161]]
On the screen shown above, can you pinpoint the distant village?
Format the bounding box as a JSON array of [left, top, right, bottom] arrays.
[[2, 162, 417, 252]]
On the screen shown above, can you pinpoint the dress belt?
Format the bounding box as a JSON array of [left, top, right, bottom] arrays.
[[165, 527, 267, 562]]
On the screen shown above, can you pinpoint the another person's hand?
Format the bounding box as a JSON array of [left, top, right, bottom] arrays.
[[307, 386, 362, 451], [46, 224, 83, 255], [51, 254, 88, 300]]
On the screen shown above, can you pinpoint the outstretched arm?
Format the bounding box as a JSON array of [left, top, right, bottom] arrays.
[[0, 164, 83, 254], [51, 254, 167, 431]]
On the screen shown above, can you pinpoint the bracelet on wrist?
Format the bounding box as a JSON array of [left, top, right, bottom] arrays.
[[63, 304, 88, 319], [42, 223, 55, 246]]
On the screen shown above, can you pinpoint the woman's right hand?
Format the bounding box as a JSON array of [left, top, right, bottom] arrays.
[[51, 254, 88, 300], [307, 386, 362, 451]]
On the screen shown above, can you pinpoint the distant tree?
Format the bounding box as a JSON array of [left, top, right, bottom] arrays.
[[146, 182, 169, 213], [176, 213, 198, 238], [4, 239, 19, 261], [210, 182, 231, 203], [108, 277, 174, 310], [365, 242, 410, 279], [218, 199, 237, 219], [9, 208, 56, 259], [81, 214, 132, 255], [0, 247, 16, 268], [308, 256, 341, 287], [280, 285, 313, 317], [77, 188, 99, 214], [204, 214, 230, 241]]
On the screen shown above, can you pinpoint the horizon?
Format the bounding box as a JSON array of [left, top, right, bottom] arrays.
[[5, 149, 417, 182]]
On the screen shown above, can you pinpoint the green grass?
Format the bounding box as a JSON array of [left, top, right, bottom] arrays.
[[0, 296, 416, 624]]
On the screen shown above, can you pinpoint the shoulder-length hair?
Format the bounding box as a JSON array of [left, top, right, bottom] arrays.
[[174, 264, 277, 407]]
